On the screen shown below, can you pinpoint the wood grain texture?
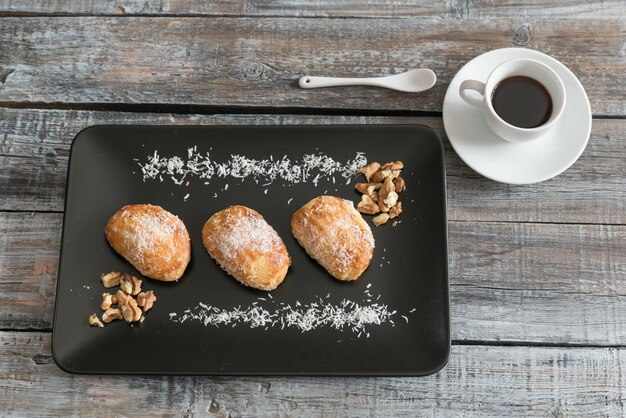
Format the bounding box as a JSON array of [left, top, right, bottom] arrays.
[[0, 17, 623, 116], [0, 212, 61, 330], [451, 221, 626, 345], [1, 109, 624, 224], [0, 0, 623, 18], [0, 3, 623, 412], [2, 211, 624, 345], [1, 331, 625, 416]]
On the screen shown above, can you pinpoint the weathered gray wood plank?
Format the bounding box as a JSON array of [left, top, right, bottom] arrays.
[[1, 331, 625, 416], [0, 17, 623, 116], [0, 0, 623, 18], [2, 211, 624, 345], [0, 212, 60, 330], [451, 221, 626, 345], [1, 109, 623, 224]]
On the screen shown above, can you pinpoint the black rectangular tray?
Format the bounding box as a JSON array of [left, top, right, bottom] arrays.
[[52, 125, 449, 375]]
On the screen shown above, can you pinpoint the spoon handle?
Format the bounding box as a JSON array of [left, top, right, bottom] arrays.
[[299, 76, 382, 89]]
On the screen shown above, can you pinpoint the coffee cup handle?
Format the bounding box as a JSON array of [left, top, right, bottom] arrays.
[[459, 80, 486, 107]]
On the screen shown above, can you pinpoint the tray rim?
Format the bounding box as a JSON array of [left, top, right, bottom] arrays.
[[52, 123, 450, 377]]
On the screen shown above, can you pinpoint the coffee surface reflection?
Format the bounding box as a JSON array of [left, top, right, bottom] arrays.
[[491, 76, 553, 129]]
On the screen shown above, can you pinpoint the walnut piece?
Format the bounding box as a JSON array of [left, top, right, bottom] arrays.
[[137, 290, 157, 312], [132, 301, 143, 321], [355, 160, 406, 227], [88, 313, 104, 328], [372, 213, 390, 227], [378, 177, 396, 213], [366, 185, 380, 202], [380, 161, 404, 171], [100, 292, 117, 311], [93, 271, 158, 328], [372, 169, 390, 183], [121, 297, 142, 323], [373, 169, 401, 183], [116, 289, 131, 306], [383, 191, 398, 209], [100, 271, 122, 288], [359, 162, 380, 182], [136, 292, 147, 307], [102, 308, 122, 323], [389, 201, 403, 219], [393, 177, 405, 193], [354, 182, 381, 195], [120, 274, 142, 296], [357, 194, 380, 215]]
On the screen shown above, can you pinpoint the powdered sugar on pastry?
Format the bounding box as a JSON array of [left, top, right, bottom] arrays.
[[212, 208, 288, 269], [202, 206, 291, 291], [105, 204, 191, 281], [291, 196, 374, 281]]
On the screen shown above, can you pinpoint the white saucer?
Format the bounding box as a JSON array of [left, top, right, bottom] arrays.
[[442, 48, 591, 184]]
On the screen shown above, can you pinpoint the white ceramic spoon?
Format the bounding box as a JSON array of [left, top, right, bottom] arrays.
[[298, 69, 437, 93]]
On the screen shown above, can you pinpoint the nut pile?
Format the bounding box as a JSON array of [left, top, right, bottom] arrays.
[[88, 272, 157, 328], [355, 161, 405, 227]]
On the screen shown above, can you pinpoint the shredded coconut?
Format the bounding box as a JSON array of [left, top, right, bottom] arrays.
[[170, 286, 414, 337], [135, 149, 367, 187]]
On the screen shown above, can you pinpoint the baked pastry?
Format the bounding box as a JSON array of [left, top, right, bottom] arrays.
[[105, 204, 191, 281], [291, 196, 374, 281], [202, 205, 291, 291]]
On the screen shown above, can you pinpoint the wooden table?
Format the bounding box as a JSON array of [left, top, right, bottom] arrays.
[[1, 1, 624, 416]]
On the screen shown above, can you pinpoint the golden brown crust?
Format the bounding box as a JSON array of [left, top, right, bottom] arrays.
[[105, 204, 191, 281], [291, 196, 374, 281], [202, 205, 291, 291]]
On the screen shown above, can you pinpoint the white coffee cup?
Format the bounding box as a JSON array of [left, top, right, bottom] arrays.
[[459, 58, 566, 143]]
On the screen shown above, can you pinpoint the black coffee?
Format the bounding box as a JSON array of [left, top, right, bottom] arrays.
[[491, 76, 553, 128]]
